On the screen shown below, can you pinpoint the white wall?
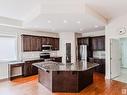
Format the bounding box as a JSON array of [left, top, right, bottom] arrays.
[[0, 16, 22, 26], [105, 14, 127, 79], [82, 30, 105, 37], [0, 25, 59, 79], [59, 32, 76, 63]]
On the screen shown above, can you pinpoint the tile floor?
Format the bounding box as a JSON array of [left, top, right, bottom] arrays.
[[113, 68, 127, 83]]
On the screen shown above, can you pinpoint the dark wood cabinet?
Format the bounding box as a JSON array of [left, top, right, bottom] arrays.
[[22, 35, 59, 52], [41, 37, 52, 45], [22, 35, 31, 51], [92, 36, 105, 51], [31, 36, 42, 51], [50, 57, 62, 62], [23, 59, 44, 77], [41, 37, 47, 45], [77, 37, 89, 45], [94, 59, 105, 74], [53, 38, 59, 50], [22, 35, 42, 51]]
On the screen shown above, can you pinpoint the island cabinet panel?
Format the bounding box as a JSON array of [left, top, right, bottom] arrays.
[[38, 69, 94, 93], [52, 71, 78, 92], [78, 69, 93, 91]]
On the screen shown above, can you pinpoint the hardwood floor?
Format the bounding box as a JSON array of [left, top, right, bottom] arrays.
[[0, 73, 127, 95]]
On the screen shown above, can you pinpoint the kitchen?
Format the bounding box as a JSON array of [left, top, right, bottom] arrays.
[[1, 0, 127, 95], [6, 30, 105, 92]]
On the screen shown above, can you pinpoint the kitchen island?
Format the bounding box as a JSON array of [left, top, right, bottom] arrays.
[[33, 61, 98, 93]]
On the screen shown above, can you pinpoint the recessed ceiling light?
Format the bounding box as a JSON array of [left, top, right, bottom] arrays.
[[94, 25, 99, 28], [48, 20, 51, 23], [64, 20, 68, 23], [77, 21, 81, 24]]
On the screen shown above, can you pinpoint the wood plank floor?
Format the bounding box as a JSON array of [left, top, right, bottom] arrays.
[[0, 73, 127, 95]]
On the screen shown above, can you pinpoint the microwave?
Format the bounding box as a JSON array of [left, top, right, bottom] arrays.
[[42, 45, 52, 51]]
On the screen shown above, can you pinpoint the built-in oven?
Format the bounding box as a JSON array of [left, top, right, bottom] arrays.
[[42, 45, 52, 51]]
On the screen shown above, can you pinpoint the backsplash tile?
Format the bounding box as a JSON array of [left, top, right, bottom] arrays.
[[93, 51, 105, 59]]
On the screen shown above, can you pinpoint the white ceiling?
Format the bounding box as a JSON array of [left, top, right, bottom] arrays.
[[0, 0, 41, 20], [0, 0, 127, 32], [85, 0, 127, 20]]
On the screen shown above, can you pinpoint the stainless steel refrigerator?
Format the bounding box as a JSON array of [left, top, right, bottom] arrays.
[[80, 45, 87, 61]]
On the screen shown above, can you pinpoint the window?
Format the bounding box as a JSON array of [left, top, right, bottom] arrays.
[[0, 36, 17, 62]]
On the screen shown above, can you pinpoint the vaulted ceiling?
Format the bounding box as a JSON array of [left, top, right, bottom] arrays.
[[0, 0, 126, 32]]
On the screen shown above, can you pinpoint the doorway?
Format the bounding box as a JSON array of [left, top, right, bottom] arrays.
[[111, 38, 127, 83]]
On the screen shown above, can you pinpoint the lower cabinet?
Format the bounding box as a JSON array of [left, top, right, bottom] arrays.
[[23, 59, 44, 77], [50, 57, 62, 62], [94, 59, 105, 74]]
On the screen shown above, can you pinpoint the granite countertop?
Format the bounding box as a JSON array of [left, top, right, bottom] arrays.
[[33, 61, 99, 72], [8, 58, 44, 65], [8, 61, 25, 64], [23, 58, 44, 62]]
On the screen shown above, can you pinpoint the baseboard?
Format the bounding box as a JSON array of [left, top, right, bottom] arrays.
[[10, 75, 23, 80], [0, 78, 9, 82]]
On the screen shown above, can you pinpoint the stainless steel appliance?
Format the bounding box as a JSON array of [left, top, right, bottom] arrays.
[[42, 45, 52, 51], [80, 45, 87, 61], [40, 53, 50, 59]]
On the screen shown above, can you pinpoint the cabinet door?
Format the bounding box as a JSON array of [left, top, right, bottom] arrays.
[[31, 36, 42, 51], [82, 38, 89, 45], [54, 38, 59, 50], [92, 38, 98, 50], [22, 35, 31, 51], [101, 36, 105, 50], [50, 38, 55, 50], [36, 37, 42, 51], [97, 37, 105, 50], [42, 37, 47, 45], [23, 62, 32, 76], [77, 38, 82, 45], [97, 38, 102, 50]]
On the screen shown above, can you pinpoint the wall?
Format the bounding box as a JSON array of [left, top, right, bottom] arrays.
[[0, 16, 22, 26], [105, 14, 127, 79], [59, 32, 76, 63], [0, 25, 59, 79], [82, 30, 105, 37]]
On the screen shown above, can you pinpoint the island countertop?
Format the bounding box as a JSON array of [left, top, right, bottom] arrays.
[[33, 61, 99, 72]]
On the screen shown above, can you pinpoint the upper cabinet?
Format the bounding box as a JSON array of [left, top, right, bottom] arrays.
[[22, 35, 59, 52], [22, 35, 32, 51], [53, 38, 59, 50], [31, 36, 42, 51], [92, 36, 105, 51], [77, 37, 89, 45]]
